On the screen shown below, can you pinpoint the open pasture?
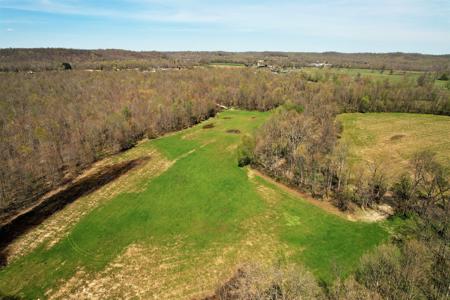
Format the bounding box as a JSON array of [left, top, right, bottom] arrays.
[[338, 112, 450, 180]]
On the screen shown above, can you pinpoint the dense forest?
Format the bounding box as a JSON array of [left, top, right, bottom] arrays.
[[1, 48, 450, 72]]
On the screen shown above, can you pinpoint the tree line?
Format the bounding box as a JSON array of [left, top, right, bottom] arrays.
[[1, 48, 449, 72]]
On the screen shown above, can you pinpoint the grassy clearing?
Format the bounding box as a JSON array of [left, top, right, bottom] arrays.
[[301, 67, 448, 88], [0, 110, 388, 299], [338, 112, 450, 180], [208, 62, 246, 68]]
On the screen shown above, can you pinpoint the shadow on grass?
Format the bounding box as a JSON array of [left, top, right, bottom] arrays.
[[0, 157, 149, 267], [0, 291, 23, 300], [226, 129, 241, 134]]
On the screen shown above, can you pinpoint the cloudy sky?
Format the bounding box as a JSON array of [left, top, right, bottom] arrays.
[[1, 0, 449, 53]]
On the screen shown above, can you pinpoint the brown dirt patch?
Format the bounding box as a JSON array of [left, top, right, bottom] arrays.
[[351, 204, 393, 222], [389, 134, 406, 141], [226, 129, 241, 134], [223, 117, 232, 120], [203, 123, 215, 129]]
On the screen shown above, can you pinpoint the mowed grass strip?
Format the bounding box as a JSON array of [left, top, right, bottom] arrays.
[[338, 112, 450, 180], [0, 110, 387, 299]]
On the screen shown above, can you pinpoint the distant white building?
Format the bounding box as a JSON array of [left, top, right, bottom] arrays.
[[308, 62, 332, 68], [257, 60, 267, 68]]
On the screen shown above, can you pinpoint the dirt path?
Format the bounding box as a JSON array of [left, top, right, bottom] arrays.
[[248, 168, 390, 222]]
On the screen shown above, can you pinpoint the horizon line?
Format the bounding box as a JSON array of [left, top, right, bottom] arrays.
[[1, 47, 449, 56]]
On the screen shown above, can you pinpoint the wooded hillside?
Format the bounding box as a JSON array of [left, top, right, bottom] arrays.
[[1, 48, 449, 72]]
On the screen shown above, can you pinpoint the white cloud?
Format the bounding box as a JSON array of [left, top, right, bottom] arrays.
[[6, 28, 14, 31]]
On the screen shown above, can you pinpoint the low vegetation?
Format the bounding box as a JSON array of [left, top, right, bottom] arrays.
[[208, 262, 321, 299], [0, 110, 388, 299]]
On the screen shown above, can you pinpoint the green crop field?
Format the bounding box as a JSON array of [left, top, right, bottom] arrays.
[[0, 110, 388, 299], [338, 112, 450, 180]]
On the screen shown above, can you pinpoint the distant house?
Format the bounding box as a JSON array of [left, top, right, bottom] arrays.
[[257, 60, 267, 68], [307, 62, 332, 68]]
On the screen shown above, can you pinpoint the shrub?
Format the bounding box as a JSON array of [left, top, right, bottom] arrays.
[[328, 276, 382, 300], [237, 135, 255, 167], [61, 62, 72, 70], [359, 95, 370, 112], [119, 137, 137, 151], [334, 187, 355, 211], [356, 244, 401, 297], [278, 101, 304, 113], [437, 73, 448, 81], [203, 123, 215, 129], [214, 262, 322, 300], [355, 240, 439, 299], [392, 174, 413, 215]]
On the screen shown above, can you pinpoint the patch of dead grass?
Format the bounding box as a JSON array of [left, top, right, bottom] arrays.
[[389, 134, 406, 141], [203, 123, 215, 129], [47, 214, 287, 300], [225, 144, 238, 152], [339, 113, 450, 181]]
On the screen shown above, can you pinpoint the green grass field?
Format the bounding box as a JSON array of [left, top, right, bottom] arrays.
[[338, 112, 450, 180], [0, 110, 388, 299], [301, 67, 448, 88]]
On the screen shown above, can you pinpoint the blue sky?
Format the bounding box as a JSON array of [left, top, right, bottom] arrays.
[[0, 0, 449, 53]]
